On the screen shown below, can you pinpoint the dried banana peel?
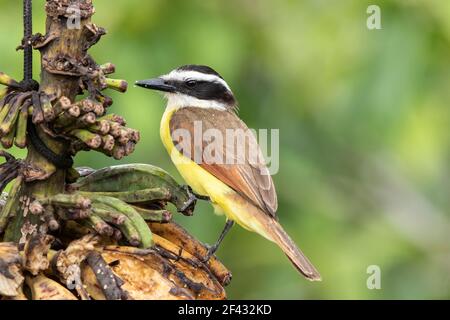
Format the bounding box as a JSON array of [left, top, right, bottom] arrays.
[[149, 221, 232, 286], [82, 245, 226, 300], [81, 250, 189, 300], [0, 242, 24, 297], [26, 274, 78, 300]]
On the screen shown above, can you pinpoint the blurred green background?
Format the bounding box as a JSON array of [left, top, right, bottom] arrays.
[[1, 0, 449, 299]]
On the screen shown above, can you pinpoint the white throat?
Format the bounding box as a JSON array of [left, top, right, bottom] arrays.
[[164, 92, 229, 111]]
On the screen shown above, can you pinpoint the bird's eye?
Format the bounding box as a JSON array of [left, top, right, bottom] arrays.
[[185, 79, 197, 87]]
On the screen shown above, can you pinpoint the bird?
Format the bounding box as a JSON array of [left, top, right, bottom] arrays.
[[136, 65, 321, 281]]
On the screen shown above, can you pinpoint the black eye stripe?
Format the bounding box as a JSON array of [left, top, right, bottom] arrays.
[[185, 80, 207, 84], [169, 79, 235, 105], [185, 79, 197, 87]]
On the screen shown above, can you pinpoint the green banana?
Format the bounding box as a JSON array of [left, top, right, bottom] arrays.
[[40, 95, 54, 122], [95, 95, 113, 108], [70, 129, 102, 149], [14, 104, 28, 149], [66, 167, 81, 184], [101, 135, 115, 151], [100, 63, 116, 75], [79, 112, 97, 125], [117, 215, 141, 247], [31, 92, 44, 124], [52, 96, 71, 116], [108, 122, 122, 137], [54, 105, 81, 128], [105, 78, 128, 93], [89, 120, 110, 135], [78, 188, 171, 203], [0, 72, 19, 87], [87, 195, 152, 248], [130, 205, 172, 223], [97, 113, 125, 125], [0, 122, 16, 148], [84, 215, 114, 237], [0, 97, 21, 136], [92, 101, 104, 116], [70, 164, 195, 214], [0, 176, 23, 233], [124, 141, 136, 156], [0, 99, 13, 126], [79, 99, 95, 113], [0, 87, 8, 100], [45, 193, 91, 210], [90, 203, 126, 225]]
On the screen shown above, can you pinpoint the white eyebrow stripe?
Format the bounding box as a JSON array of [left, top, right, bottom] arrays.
[[165, 93, 228, 111], [163, 70, 232, 92]]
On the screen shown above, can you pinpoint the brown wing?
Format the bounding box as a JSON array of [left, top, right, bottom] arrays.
[[170, 107, 278, 217]]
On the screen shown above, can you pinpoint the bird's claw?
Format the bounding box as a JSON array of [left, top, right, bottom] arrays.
[[180, 185, 211, 215], [201, 244, 217, 264], [180, 185, 197, 215]]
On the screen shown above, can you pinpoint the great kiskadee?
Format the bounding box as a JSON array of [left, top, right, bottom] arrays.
[[136, 65, 321, 281]]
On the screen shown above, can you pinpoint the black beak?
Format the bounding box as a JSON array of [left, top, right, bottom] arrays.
[[135, 78, 176, 93]]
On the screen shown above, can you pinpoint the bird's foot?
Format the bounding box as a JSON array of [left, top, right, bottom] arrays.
[[200, 220, 234, 263], [193, 193, 211, 201], [201, 244, 218, 264], [180, 185, 211, 215], [180, 185, 197, 214], [183, 185, 211, 202]]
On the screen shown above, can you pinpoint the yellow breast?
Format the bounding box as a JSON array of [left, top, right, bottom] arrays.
[[160, 107, 229, 201], [159, 107, 272, 238]]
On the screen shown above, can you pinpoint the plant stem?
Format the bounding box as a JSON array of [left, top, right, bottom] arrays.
[[4, 0, 96, 242]]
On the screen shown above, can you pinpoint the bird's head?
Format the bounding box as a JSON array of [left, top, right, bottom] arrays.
[[136, 65, 237, 111]]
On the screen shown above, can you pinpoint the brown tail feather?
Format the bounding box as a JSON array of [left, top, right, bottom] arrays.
[[266, 219, 321, 281]]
